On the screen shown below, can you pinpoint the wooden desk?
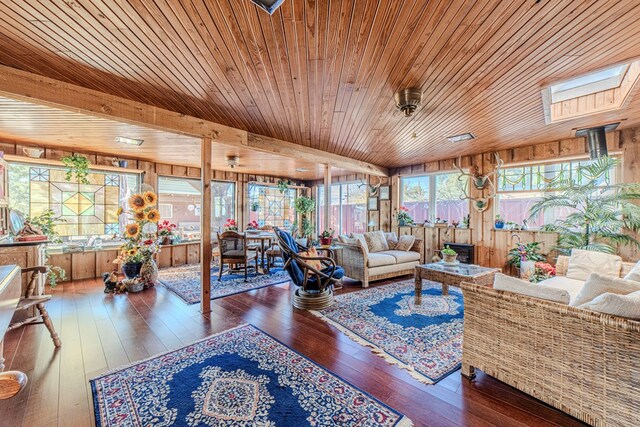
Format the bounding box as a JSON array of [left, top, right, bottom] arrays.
[[0, 265, 27, 399]]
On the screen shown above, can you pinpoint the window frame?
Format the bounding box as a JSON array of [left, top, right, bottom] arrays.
[[247, 183, 298, 230], [494, 155, 622, 229], [7, 159, 142, 238], [316, 181, 368, 235], [399, 171, 470, 224], [156, 175, 236, 234]]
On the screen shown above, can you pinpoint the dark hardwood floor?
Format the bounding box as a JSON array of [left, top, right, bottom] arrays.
[[0, 275, 586, 427]]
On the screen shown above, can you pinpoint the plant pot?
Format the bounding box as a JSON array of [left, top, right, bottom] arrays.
[[140, 259, 158, 286], [520, 260, 536, 281], [442, 253, 458, 264], [122, 262, 142, 279], [124, 279, 144, 293], [319, 237, 333, 246], [398, 219, 407, 226], [161, 236, 172, 245], [495, 221, 505, 229]]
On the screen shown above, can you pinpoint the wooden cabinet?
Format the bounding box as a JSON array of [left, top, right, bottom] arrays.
[[0, 242, 45, 294]]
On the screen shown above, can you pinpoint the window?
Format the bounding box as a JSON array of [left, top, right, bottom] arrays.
[[158, 177, 235, 237], [248, 184, 296, 229], [399, 172, 469, 224], [8, 162, 140, 237], [317, 182, 367, 235], [550, 64, 628, 102], [496, 158, 618, 228]]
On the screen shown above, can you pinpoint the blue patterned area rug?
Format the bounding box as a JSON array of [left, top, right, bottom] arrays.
[[311, 280, 463, 385], [158, 264, 290, 304], [91, 324, 412, 427]]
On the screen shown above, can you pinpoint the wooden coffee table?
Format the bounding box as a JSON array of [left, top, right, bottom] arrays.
[[414, 263, 499, 305]]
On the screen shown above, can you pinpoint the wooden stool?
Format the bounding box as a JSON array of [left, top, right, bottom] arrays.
[[8, 266, 61, 348]]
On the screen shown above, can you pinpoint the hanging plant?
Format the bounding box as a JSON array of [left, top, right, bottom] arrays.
[[250, 201, 260, 212], [277, 179, 291, 193], [294, 196, 316, 238], [61, 154, 91, 184]]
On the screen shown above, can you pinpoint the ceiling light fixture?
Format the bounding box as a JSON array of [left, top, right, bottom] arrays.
[[295, 168, 310, 172], [394, 88, 422, 117], [446, 133, 476, 143], [226, 155, 240, 169], [249, 0, 285, 15], [115, 136, 144, 146]]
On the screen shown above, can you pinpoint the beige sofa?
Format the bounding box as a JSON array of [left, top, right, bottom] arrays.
[[340, 236, 423, 288]]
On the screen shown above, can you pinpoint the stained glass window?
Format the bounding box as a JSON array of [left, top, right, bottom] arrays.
[[8, 163, 140, 237], [248, 184, 296, 229]]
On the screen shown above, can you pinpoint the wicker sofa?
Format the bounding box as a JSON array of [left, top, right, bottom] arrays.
[[340, 238, 423, 287], [460, 256, 640, 426]]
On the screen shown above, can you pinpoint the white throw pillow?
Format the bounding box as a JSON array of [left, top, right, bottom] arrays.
[[395, 235, 416, 252], [364, 230, 389, 253], [350, 233, 369, 255], [579, 290, 640, 319], [571, 273, 640, 307], [566, 249, 622, 281], [624, 260, 640, 283], [494, 273, 570, 304]]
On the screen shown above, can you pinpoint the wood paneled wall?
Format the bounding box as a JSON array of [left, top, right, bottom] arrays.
[[309, 128, 640, 271]]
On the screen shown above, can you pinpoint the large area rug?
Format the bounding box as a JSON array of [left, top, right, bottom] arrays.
[[91, 324, 412, 427], [311, 279, 463, 384], [158, 264, 290, 304]]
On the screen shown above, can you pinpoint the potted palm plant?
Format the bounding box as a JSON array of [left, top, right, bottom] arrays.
[[528, 156, 640, 254]]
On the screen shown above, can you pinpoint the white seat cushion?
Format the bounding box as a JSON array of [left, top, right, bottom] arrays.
[[579, 290, 640, 319], [538, 276, 585, 304], [494, 273, 570, 304], [367, 253, 397, 268], [381, 250, 420, 264], [570, 273, 640, 307], [566, 249, 622, 281]]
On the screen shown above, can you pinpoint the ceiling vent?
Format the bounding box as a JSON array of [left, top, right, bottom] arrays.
[[446, 133, 476, 143], [394, 88, 423, 117]]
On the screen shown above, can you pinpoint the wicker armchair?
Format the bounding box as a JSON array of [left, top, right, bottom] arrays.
[[340, 238, 423, 287], [460, 281, 640, 426], [274, 228, 344, 309]]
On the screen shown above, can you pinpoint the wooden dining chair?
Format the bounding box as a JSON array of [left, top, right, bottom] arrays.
[[216, 231, 259, 282], [8, 266, 61, 348]]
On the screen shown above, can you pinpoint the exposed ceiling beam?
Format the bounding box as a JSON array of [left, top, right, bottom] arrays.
[[0, 65, 388, 177]]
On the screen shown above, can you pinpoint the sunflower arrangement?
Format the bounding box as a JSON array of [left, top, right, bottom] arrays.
[[117, 191, 162, 265]]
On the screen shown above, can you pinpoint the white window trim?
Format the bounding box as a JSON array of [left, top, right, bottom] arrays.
[[316, 181, 366, 235], [399, 171, 469, 223]]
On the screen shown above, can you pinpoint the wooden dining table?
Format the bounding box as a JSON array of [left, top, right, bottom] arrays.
[[244, 232, 276, 273]]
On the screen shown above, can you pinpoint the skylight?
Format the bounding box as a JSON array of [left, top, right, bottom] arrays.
[[550, 64, 629, 102]]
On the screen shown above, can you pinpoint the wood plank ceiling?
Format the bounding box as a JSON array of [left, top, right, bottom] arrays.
[[0, 96, 336, 179], [1, 0, 640, 169]]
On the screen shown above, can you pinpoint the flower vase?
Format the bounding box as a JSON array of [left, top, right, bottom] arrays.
[[140, 258, 158, 287], [520, 260, 536, 281], [399, 219, 407, 226], [122, 262, 142, 279], [161, 236, 172, 245]]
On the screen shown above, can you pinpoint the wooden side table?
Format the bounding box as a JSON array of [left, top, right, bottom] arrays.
[[414, 263, 499, 305]]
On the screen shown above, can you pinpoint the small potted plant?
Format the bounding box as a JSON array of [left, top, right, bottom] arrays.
[[223, 219, 238, 231], [158, 220, 177, 245], [396, 206, 414, 226], [319, 229, 334, 246], [494, 214, 505, 229], [441, 245, 458, 264], [246, 220, 260, 235]]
